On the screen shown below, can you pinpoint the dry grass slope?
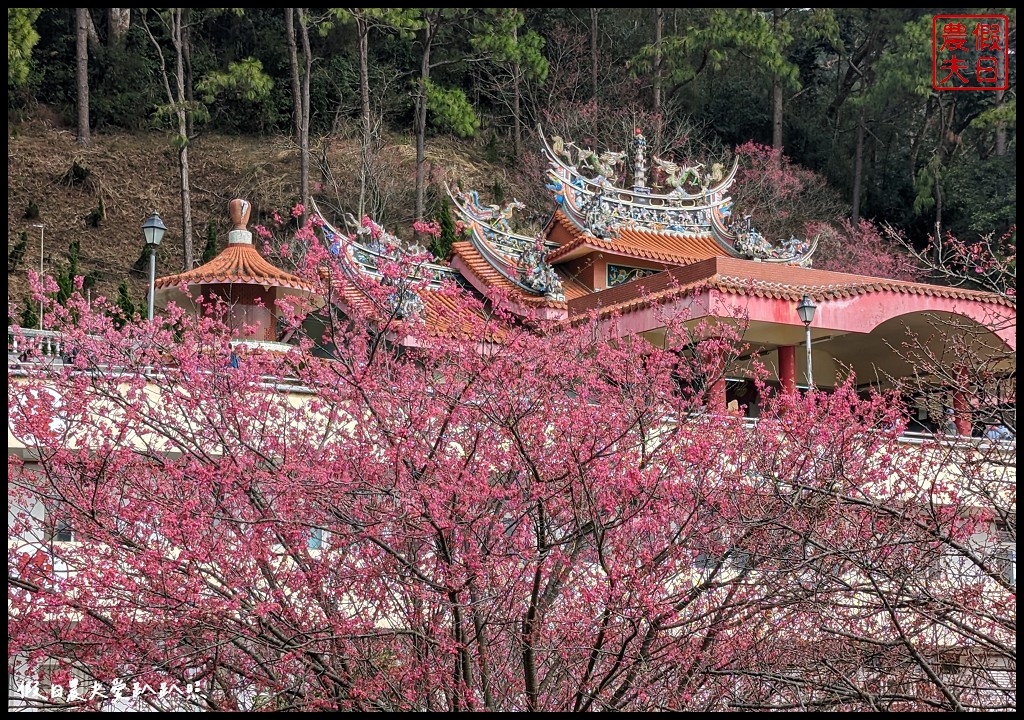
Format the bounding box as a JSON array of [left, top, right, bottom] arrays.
[[7, 115, 531, 314]]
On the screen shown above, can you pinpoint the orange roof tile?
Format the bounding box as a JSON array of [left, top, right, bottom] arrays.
[[568, 256, 1015, 319], [546, 211, 724, 265], [554, 269, 591, 301], [325, 271, 500, 342], [155, 242, 316, 294], [450, 241, 569, 309]]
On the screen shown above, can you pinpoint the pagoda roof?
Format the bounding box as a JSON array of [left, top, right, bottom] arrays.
[[155, 199, 321, 314], [449, 240, 589, 316], [325, 270, 500, 344], [154, 241, 317, 296], [310, 201, 500, 343], [540, 129, 816, 266]]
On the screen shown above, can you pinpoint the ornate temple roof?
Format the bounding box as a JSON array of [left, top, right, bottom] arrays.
[[155, 244, 317, 294], [447, 187, 567, 303], [540, 130, 816, 266], [450, 240, 588, 307], [325, 270, 498, 341], [545, 210, 724, 265], [414, 127, 825, 327], [312, 200, 496, 340]]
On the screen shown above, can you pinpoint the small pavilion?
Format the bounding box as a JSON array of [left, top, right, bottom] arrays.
[[154, 199, 324, 347]]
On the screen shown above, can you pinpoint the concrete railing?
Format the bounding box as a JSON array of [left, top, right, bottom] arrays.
[[8, 329, 1015, 452], [8, 329, 68, 361]]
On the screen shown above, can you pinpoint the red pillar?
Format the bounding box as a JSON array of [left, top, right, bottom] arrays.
[[699, 338, 728, 413], [710, 378, 727, 412], [953, 390, 972, 436], [778, 345, 796, 394]]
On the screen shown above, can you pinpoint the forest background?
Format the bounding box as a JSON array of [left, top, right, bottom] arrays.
[[6, 8, 1016, 314]]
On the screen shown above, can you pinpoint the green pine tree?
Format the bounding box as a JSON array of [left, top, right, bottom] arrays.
[[54, 240, 81, 305], [8, 231, 28, 274], [19, 297, 39, 329], [431, 195, 458, 260], [201, 220, 219, 263], [113, 280, 137, 329]]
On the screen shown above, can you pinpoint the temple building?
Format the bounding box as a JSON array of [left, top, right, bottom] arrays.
[[311, 130, 1015, 433]]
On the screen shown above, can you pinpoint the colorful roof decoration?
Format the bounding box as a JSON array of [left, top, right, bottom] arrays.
[[540, 129, 816, 266], [544, 210, 725, 265], [325, 267, 499, 342], [311, 199, 504, 343], [447, 186, 565, 302], [313, 198, 459, 321]]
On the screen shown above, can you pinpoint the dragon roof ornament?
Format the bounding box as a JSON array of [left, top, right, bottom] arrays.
[[722, 214, 818, 266], [310, 199, 460, 318], [312, 199, 456, 287], [448, 185, 565, 301], [540, 127, 817, 265]]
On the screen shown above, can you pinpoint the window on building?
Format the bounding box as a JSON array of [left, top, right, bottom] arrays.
[[993, 516, 1015, 586], [52, 517, 74, 543], [694, 551, 717, 571], [996, 546, 1015, 586], [307, 527, 324, 550], [731, 548, 751, 571]]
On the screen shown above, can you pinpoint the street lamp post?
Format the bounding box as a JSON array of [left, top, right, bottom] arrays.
[[142, 212, 167, 321], [32, 223, 45, 329], [796, 294, 817, 390]]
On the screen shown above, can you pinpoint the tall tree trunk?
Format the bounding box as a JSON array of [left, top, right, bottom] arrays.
[[933, 163, 943, 257], [107, 8, 130, 46], [512, 19, 522, 162], [771, 8, 784, 152], [415, 18, 436, 224], [653, 8, 663, 115], [590, 9, 599, 100], [141, 8, 195, 268], [182, 21, 194, 139], [850, 109, 865, 225], [771, 74, 783, 149], [358, 15, 371, 219], [85, 9, 101, 47], [297, 8, 311, 225], [75, 9, 91, 146], [932, 108, 944, 262], [172, 9, 194, 269], [512, 74, 522, 162], [468, 582, 495, 710], [285, 8, 302, 139], [909, 95, 934, 186]]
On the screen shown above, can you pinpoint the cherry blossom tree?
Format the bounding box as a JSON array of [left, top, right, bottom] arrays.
[[809, 218, 925, 281], [880, 225, 1016, 440], [7, 248, 1015, 710], [730, 141, 846, 245]]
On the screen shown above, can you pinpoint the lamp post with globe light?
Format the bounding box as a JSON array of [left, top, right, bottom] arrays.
[[142, 212, 167, 321], [796, 295, 817, 390]]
